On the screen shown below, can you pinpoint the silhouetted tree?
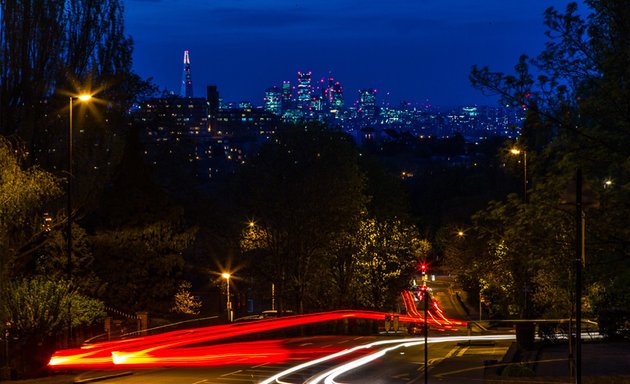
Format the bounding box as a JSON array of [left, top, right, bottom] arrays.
[[461, 0, 630, 321], [238, 123, 367, 313]]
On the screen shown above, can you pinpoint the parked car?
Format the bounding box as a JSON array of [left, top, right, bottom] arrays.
[[234, 309, 295, 322]]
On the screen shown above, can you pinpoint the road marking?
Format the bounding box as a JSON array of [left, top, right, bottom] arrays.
[[192, 380, 208, 384], [299, 342, 314, 346], [444, 346, 460, 358], [456, 346, 469, 356], [337, 339, 349, 344], [353, 336, 364, 340], [251, 362, 269, 368], [220, 370, 242, 377]]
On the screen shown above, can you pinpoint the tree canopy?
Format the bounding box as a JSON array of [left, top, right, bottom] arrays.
[[456, 0, 630, 321]]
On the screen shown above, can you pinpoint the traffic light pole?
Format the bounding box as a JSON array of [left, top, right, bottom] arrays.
[[424, 286, 428, 384]]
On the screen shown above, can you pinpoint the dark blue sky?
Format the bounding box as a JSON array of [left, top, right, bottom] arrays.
[[125, 0, 583, 107]]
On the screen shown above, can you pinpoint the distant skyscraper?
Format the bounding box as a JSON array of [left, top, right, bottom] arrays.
[[297, 71, 312, 108], [206, 85, 219, 127], [264, 86, 282, 115], [281, 81, 292, 111], [358, 88, 377, 121], [181, 50, 193, 97], [323, 74, 344, 111], [331, 81, 344, 110]]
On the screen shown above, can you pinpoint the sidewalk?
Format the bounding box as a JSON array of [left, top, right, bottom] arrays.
[[534, 341, 630, 380], [1, 370, 132, 384], [482, 340, 630, 383]]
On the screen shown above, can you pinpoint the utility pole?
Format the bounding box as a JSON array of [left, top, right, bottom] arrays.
[[424, 286, 428, 384], [575, 169, 582, 384]]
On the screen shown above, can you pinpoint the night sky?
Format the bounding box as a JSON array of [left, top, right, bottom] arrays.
[[125, 0, 582, 107]]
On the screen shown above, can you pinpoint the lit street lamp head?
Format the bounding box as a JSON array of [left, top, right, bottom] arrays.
[[510, 148, 521, 155], [77, 94, 92, 101], [221, 273, 231, 280]]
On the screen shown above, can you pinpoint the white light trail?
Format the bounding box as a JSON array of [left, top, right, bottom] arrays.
[[259, 335, 515, 384]]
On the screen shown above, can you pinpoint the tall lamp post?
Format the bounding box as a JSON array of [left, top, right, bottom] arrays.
[[67, 94, 92, 281], [510, 148, 527, 203], [67, 94, 91, 345], [221, 273, 232, 322]]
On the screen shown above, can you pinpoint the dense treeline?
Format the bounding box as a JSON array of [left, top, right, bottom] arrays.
[[442, 1, 630, 332]]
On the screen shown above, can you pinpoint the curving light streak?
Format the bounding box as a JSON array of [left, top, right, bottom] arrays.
[[263, 335, 516, 384], [50, 310, 465, 369], [49, 295, 467, 370]]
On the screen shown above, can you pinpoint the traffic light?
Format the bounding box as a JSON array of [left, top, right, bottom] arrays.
[[420, 263, 427, 274]]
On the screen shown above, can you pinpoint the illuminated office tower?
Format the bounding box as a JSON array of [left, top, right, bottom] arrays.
[[264, 86, 282, 115], [281, 81, 292, 110], [331, 82, 344, 110], [181, 50, 193, 97], [358, 88, 377, 119], [297, 71, 312, 108], [323, 74, 344, 111]]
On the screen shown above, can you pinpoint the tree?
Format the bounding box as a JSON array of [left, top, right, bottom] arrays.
[[2, 277, 104, 376], [464, 0, 630, 321], [353, 218, 428, 311], [90, 212, 196, 315], [238, 123, 367, 313], [172, 281, 202, 315], [0, 137, 60, 279]]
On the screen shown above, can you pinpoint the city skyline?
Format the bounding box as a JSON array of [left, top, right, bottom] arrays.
[[125, 0, 582, 106]]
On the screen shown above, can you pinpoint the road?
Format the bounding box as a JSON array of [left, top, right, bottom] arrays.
[[58, 277, 507, 383], [71, 334, 513, 384]]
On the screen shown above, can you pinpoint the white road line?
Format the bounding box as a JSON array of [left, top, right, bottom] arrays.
[[252, 363, 269, 368], [192, 380, 208, 384]]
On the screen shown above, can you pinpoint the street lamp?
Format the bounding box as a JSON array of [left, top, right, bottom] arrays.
[[67, 94, 92, 281], [510, 148, 527, 203], [67, 93, 91, 346], [221, 273, 232, 322]]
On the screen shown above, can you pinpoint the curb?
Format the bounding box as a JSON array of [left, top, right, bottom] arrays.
[[73, 371, 133, 383]]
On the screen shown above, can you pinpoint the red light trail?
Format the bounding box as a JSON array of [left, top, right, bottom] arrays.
[[49, 296, 465, 370]]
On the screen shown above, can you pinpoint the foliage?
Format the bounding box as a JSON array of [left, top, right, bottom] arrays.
[[90, 211, 196, 315], [1, 277, 105, 341], [352, 218, 428, 311], [0, 137, 61, 278], [238, 123, 367, 313], [457, 0, 630, 320], [172, 281, 202, 315], [0, 0, 144, 136]]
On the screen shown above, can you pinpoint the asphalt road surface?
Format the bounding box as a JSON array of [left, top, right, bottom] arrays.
[[72, 334, 513, 384]]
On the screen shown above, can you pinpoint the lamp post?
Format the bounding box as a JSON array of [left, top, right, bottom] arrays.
[[221, 273, 232, 322], [67, 94, 91, 345], [67, 94, 92, 281], [510, 148, 527, 203], [561, 169, 598, 384]]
